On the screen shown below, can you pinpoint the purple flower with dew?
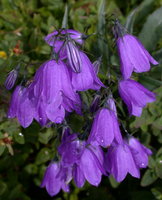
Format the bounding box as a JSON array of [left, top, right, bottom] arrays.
[[5, 69, 18, 90], [8, 86, 34, 128], [66, 39, 82, 73], [88, 106, 122, 148], [127, 136, 152, 168], [28, 59, 81, 125], [114, 20, 158, 79], [118, 79, 156, 117], [41, 162, 72, 197], [70, 51, 105, 91], [58, 133, 85, 167], [105, 142, 140, 182], [58, 133, 105, 187]]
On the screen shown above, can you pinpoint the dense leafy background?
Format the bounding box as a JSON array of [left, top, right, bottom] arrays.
[[0, 0, 162, 199]]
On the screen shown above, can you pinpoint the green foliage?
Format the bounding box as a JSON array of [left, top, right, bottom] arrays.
[[0, 0, 162, 199]]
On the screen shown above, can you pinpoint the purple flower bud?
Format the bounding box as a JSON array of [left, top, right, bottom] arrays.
[[5, 69, 18, 90], [90, 94, 100, 113], [93, 57, 102, 74], [88, 108, 122, 148], [66, 40, 82, 73], [106, 94, 117, 117], [127, 137, 152, 168], [105, 142, 140, 182], [118, 79, 156, 117]]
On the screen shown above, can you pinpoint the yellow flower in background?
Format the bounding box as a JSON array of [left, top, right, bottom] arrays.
[[0, 51, 7, 59]]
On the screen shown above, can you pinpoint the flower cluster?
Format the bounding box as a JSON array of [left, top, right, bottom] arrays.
[[7, 29, 104, 128], [6, 19, 158, 197]]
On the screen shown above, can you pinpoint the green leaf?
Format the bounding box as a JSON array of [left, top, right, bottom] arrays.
[[139, 7, 162, 51], [97, 0, 109, 73], [125, 8, 138, 34], [61, 4, 68, 29], [0, 181, 7, 196], [14, 132, 25, 144], [0, 145, 5, 156], [35, 148, 52, 165], [25, 164, 38, 175], [141, 169, 158, 186], [38, 128, 55, 144]]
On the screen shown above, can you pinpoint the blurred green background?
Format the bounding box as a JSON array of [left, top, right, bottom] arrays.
[[0, 0, 162, 199]]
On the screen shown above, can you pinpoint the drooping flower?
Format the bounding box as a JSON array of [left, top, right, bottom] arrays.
[[114, 19, 158, 79], [41, 162, 72, 197], [58, 133, 105, 187], [127, 136, 152, 168], [5, 69, 18, 90], [45, 29, 84, 60], [105, 141, 140, 182], [88, 98, 122, 148], [118, 79, 156, 117], [45, 29, 84, 46], [8, 86, 34, 128], [28, 59, 81, 125], [70, 52, 105, 91]]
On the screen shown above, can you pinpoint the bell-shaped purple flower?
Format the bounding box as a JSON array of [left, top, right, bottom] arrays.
[[117, 34, 158, 79], [88, 106, 122, 148], [8, 86, 34, 128], [66, 40, 82, 73], [29, 59, 81, 125], [127, 137, 152, 168], [58, 133, 105, 187], [105, 142, 140, 182], [118, 79, 156, 117], [5, 69, 18, 90], [41, 162, 71, 197], [70, 52, 105, 91], [78, 144, 104, 186]]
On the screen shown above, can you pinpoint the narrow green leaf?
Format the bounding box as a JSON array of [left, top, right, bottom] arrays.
[[62, 4, 68, 29], [125, 8, 138, 34], [139, 7, 162, 51]]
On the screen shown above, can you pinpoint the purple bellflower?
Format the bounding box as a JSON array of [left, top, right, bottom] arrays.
[[127, 136, 152, 168], [41, 162, 72, 197], [45, 29, 84, 46], [28, 59, 81, 125], [118, 79, 156, 117], [114, 20, 158, 79], [105, 141, 140, 182], [58, 133, 105, 187], [45, 29, 84, 60], [88, 98, 122, 148], [70, 51, 105, 91], [8, 86, 34, 128]]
